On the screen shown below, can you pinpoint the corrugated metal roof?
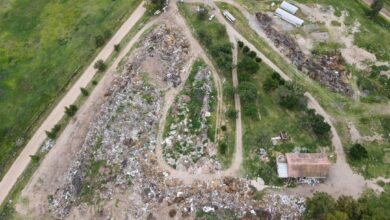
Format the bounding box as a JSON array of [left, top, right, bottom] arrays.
[[277, 162, 288, 178], [275, 8, 304, 27], [280, 1, 299, 14], [286, 153, 331, 178]]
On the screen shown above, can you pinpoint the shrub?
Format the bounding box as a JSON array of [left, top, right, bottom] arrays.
[[304, 192, 337, 220], [277, 82, 306, 110], [30, 154, 41, 163], [238, 82, 258, 103], [226, 109, 238, 119], [349, 143, 368, 161], [255, 57, 262, 62], [237, 56, 259, 81], [243, 46, 249, 53], [92, 80, 98, 85], [301, 109, 331, 136], [94, 59, 107, 71], [238, 41, 244, 48], [221, 125, 227, 131], [45, 124, 61, 139], [80, 87, 89, 96], [65, 105, 78, 116], [248, 51, 256, 58], [219, 142, 228, 155], [114, 44, 120, 52]]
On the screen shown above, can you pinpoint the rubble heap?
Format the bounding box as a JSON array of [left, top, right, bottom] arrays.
[[256, 12, 352, 96], [163, 67, 220, 173], [47, 25, 305, 219]]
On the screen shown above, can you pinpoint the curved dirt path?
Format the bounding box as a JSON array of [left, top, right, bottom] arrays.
[[196, 0, 367, 197], [153, 0, 244, 184], [0, 2, 147, 205]]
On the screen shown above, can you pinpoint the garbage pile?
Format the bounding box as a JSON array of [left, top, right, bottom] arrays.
[[256, 12, 352, 96], [163, 67, 221, 173], [47, 25, 305, 219]]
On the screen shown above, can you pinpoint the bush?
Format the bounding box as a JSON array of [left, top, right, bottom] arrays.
[[80, 87, 89, 96], [243, 46, 249, 53], [45, 124, 61, 139], [92, 80, 98, 85], [114, 44, 120, 52], [238, 82, 258, 103], [255, 57, 262, 62], [301, 109, 331, 136], [304, 192, 337, 220], [221, 125, 227, 131], [277, 83, 307, 110], [219, 142, 228, 155], [238, 41, 244, 48], [65, 105, 78, 116], [94, 59, 107, 71], [30, 154, 41, 163], [226, 109, 238, 119], [248, 51, 256, 58], [349, 143, 368, 161], [237, 56, 259, 81]]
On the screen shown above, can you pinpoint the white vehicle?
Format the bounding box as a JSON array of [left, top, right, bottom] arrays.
[[223, 10, 236, 23], [209, 14, 215, 21]]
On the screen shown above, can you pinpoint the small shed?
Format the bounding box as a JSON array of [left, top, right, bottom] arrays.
[[286, 153, 331, 178], [275, 8, 304, 27], [280, 1, 299, 14], [223, 10, 236, 23]]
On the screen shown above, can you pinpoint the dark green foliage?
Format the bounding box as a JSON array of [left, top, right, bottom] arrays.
[[349, 143, 368, 161], [255, 57, 262, 62], [238, 82, 258, 103], [248, 51, 256, 58], [304, 190, 390, 220], [65, 105, 78, 116], [148, 0, 165, 11], [221, 125, 227, 131], [304, 192, 337, 220], [29, 154, 41, 163], [301, 109, 331, 136], [238, 41, 244, 48], [114, 44, 120, 52], [370, 0, 384, 17], [237, 56, 259, 82], [226, 109, 238, 119], [223, 83, 235, 99], [92, 80, 98, 85], [80, 87, 89, 96], [219, 142, 228, 155], [45, 124, 61, 139], [276, 82, 307, 110], [263, 72, 285, 92], [243, 46, 249, 53], [94, 59, 107, 71]]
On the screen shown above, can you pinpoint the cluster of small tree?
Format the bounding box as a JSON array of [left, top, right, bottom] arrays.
[[304, 191, 389, 220], [147, 0, 165, 12], [45, 124, 61, 139], [349, 143, 368, 161], [226, 108, 238, 119], [238, 82, 259, 118], [276, 82, 307, 110], [65, 105, 78, 116], [301, 109, 331, 136], [94, 59, 107, 71], [263, 71, 285, 92], [237, 56, 259, 82]]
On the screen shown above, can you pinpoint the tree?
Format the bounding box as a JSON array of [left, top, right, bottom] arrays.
[[65, 105, 78, 116], [238, 82, 258, 103], [370, 0, 384, 17], [80, 87, 89, 96], [243, 46, 250, 53], [219, 142, 228, 155], [94, 59, 106, 71], [148, 0, 165, 11], [45, 124, 61, 139], [114, 44, 120, 52], [302, 109, 331, 136], [349, 143, 368, 161], [226, 108, 238, 119], [238, 41, 244, 48], [305, 192, 337, 220], [277, 83, 307, 110], [237, 56, 259, 81]]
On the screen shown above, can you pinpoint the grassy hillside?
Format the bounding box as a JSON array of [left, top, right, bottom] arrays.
[[0, 0, 141, 179]]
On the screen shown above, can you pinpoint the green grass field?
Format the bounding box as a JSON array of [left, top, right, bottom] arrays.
[[0, 0, 142, 179]]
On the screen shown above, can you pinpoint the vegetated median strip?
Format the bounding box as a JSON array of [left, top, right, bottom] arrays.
[[0, 3, 148, 209]]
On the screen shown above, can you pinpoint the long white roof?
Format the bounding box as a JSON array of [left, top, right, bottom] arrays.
[[275, 8, 304, 27], [280, 1, 299, 14]]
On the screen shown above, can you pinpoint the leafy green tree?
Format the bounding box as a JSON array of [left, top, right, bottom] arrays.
[[114, 44, 120, 52], [238, 41, 244, 48], [80, 87, 89, 96], [94, 59, 107, 71], [45, 124, 61, 139], [305, 192, 337, 220], [226, 109, 238, 119], [301, 109, 331, 136], [65, 105, 78, 116], [349, 143, 368, 161], [238, 82, 258, 103], [243, 46, 250, 53], [325, 211, 348, 220], [219, 142, 228, 155], [238, 56, 259, 81], [277, 83, 307, 110], [370, 0, 384, 17]]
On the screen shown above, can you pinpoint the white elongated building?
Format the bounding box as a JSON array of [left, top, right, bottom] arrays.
[[280, 1, 299, 14], [275, 8, 304, 27], [223, 10, 236, 23]]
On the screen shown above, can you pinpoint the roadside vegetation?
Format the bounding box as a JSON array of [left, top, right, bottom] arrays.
[[0, 0, 142, 180], [216, 1, 390, 179], [178, 3, 235, 168], [237, 44, 331, 185], [304, 188, 390, 220]]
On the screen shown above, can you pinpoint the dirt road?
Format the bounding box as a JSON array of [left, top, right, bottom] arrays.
[[0, 2, 146, 205]]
